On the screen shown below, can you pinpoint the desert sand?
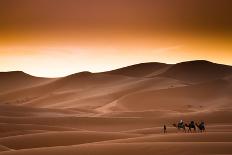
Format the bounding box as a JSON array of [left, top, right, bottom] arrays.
[[0, 60, 232, 155]]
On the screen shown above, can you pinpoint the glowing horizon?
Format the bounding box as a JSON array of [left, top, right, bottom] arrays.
[[1, 44, 232, 78], [1, 0, 232, 77]]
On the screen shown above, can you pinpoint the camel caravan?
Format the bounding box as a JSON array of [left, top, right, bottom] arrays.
[[171, 120, 206, 133]]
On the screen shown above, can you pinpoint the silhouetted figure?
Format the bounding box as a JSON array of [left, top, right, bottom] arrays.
[[190, 121, 195, 126], [200, 121, 205, 132], [196, 121, 206, 132], [173, 120, 186, 132], [178, 120, 184, 128], [185, 121, 196, 132], [164, 125, 167, 134]]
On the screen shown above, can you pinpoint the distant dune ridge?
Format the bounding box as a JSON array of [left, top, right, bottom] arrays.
[[0, 60, 232, 155], [0, 71, 55, 94]]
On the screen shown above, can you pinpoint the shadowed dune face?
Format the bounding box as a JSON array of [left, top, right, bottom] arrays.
[[161, 60, 232, 83], [0, 71, 56, 94], [0, 60, 232, 155], [105, 62, 171, 77]]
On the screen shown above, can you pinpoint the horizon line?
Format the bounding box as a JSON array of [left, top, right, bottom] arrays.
[[1, 59, 231, 78]]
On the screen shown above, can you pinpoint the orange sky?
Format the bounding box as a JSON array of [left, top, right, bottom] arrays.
[[0, 0, 232, 77]]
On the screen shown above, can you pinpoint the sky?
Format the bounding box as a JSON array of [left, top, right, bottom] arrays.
[[0, 0, 232, 77]]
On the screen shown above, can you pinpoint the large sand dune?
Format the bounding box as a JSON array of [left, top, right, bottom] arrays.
[[0, 71, 56, 94], [0, 60, 232, 155]]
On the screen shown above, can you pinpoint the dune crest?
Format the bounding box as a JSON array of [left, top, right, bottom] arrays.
[[0, 60, 232, 155]]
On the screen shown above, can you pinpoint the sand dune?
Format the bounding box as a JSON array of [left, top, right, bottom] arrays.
[[105, 62, 170, 77], [110, 132, 232, 143], [161, 60, 232, 83], [0, 60, 232, 155], [0, 129, 232, 155], [0, 71, 56, 94], [0, 142, 231, 155], [0, 131, 140, 150], [113, 79, 232, 112], [0, 145, 12, 152], [0, 75, 185, 110]]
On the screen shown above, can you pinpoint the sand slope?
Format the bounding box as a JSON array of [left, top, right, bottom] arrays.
[[0, 71, 56, 94], [0, 131, 140, 150], [0, 60, 232, 155], [0, 140, 231, 155]]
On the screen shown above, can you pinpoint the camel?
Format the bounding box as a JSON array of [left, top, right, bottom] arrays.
[[196, 122, 206, 132], [185, 122, 196, 132], [173, 123, 186, 132]]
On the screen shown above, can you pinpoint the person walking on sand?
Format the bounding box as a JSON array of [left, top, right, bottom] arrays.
[[164, 124, 167, 134]]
